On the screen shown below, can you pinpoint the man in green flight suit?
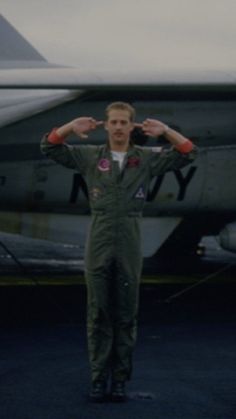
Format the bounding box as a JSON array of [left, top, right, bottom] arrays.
[[41, 101, 197, 402]]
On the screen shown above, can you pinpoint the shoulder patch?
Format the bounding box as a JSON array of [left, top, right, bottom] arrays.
[[97, 158, 111, 171], [134, 185, 145, 199]]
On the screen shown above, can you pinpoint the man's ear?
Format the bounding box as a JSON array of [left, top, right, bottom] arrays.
[[104, 122, 108, 131]]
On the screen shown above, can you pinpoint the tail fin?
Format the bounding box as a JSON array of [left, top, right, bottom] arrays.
[[0, 15, 47, 67]]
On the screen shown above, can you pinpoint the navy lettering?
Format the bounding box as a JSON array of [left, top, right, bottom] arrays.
[[146, 175, 164, 201], [147, 166, 197, 202], [70, 174, 88, 203], [69, 167, 197, 204], [174, 167, 197, 201]]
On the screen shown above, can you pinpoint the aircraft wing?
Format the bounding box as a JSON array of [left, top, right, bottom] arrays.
[[0, 88, 82, 128], [0, 15, 83, 127], [1, 67, 236, 90], [1, 12, 236, 131], [1, 66, 236, 128]]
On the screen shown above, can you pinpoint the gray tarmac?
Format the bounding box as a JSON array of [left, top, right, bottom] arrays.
[[0, 233, 236, 419]]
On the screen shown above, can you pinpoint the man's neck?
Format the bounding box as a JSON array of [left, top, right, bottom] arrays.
[[110, 145, 128, 152], [109, 140, 130, 152]]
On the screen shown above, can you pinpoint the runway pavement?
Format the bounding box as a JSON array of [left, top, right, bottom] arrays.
[[0, 233, 236, 418], [0, 280, 235, 419]]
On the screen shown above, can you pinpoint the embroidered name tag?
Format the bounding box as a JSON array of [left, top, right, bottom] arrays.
[[127, 157, 140, 167]]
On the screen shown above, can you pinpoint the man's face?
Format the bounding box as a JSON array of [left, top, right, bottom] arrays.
[[105, 109, 134, 149]]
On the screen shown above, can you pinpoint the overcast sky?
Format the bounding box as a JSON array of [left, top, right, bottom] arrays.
[[1, 0, 236, 72]]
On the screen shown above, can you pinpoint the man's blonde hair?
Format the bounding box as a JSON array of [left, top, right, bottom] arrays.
[[105, 102, 136, 122]]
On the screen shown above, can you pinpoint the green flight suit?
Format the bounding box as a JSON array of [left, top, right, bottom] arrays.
[[41, 136, 197, 383]]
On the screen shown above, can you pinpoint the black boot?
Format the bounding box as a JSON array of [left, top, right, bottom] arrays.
[[89, 380, 107, 402], [111, 381, 127, 402]]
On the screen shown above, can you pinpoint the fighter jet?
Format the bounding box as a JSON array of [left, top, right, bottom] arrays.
[[1, 14, 236, 269]]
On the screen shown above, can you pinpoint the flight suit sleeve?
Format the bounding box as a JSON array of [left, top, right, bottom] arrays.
[[149, 145, 198, 178], [40, 135, 92, 175]]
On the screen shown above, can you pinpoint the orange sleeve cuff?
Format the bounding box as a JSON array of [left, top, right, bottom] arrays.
[[174, 139, 194, 154], [47, 128, 65, 144]]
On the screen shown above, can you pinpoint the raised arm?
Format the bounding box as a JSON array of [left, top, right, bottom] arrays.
[[135, 119, 193, 153], [134, 118, 197, 177], [48, 117, 104, 143], [40, 117, 103, 173]]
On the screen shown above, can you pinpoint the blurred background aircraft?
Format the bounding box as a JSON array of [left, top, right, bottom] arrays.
[[1, 14, 236, 272]]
